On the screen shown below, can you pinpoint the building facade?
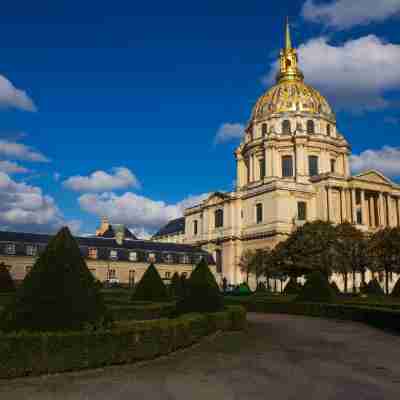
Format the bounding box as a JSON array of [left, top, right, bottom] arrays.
[[0, 230, 215, 286], [156, 22, 400, 292]]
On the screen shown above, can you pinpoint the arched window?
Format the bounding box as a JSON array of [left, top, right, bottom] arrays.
[[308, 155, 319, 176], [215, 209, 224, 228], [307, 120, 315, 134], [282, 155, 293, 177], [327, 124, 331, 136], [282, 120, 291, 134], [193, 220, 198, 235], [256, 203, 263, 224], [330, 159, 336, 173], [261, 123, 268, 136], [215, 249, 223, 274]]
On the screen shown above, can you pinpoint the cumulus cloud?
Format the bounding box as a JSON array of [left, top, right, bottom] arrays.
[[63, 167, 140, 192], [350, 146, 400, 177], [0, 75, 36, 111], [0, 139, 49, 162], [79, 191, 209, 235], [0, 171, 80, 233], [264, 35, 400, 112], [214, 123, 245, 144], [0, 160, 30, 174], [302, 0, 400, 29]]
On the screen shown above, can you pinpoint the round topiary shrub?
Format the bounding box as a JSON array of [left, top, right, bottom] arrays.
[[0, 263, 15, 293], [132, 263, 168, 302], [0, 227, 109, 332], [391, 277, 400, 297], [283, 277, 302, 295], [361, 278, 384, 297], [169, 272, 183, 298], [296, 271, 335, 303], [176, 259, 223, 314]]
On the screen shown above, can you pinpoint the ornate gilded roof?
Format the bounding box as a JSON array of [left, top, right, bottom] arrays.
[[251, 19, 335, 122]]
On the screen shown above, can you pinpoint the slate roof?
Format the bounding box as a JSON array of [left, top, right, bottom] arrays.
[[153, 217, 185, 238], [99, 224, 137, 240], [0, 230, 214, 265]]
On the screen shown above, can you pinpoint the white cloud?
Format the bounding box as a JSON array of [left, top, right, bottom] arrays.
[[0, 160, 30, 174], [0, 171, 80, 233], [63, 167, 140, 192], [78, 191, 209, 234], [215, 123, 245, 144], [302, 0, 400, 29], [350, 146, 400, 176], [0, 139, 49, 162], [53, 172, 61, 182], [264, 35, 400, 112], [0, 75, 36, 111]]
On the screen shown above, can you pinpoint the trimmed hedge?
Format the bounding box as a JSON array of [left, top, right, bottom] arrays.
[[110, 302, 176, 321], [225, 297, 400, 334], [0, 305, 246, 379]]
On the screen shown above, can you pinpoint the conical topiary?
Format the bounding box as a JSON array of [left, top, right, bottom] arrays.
[[0, 263, 15, 293], [330, 281, 341, 295], [176, 259, 223, 314], [169, 272, 183, 298], [391, 277, 400, 297], [132, 263, 168, 302], [361, 278, 384, 296], [0, 227, 108, 332], [296, 271, 335, 303], [283, 277, 302, 295]]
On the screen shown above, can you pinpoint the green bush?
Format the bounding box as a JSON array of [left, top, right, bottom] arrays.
[[0, 227, 109, 332], [283, 278, 302, 295], [391, 278, 400, 298], [330, 281, 341, 295], [296, 271, 335, 303], [0, 305, 246, 379], [233, 283, 252, 296], [176, 259, 223, 314], [110, 302, 176, 321], [132, 264, 168, 302], [361, 278, 385, 297], [0, 263, 15, 293], [169, 272, 184, 298]]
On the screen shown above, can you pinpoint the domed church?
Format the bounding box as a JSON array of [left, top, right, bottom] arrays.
[[157, 21, 400, 288]]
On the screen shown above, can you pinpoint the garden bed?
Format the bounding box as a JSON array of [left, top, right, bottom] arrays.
[[0, 305, 246, 379]]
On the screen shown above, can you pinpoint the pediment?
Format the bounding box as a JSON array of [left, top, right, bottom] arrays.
[[204, 191, 230, 206], [354, 170, 394, 186]]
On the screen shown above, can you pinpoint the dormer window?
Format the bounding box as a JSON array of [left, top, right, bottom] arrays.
[[148, 253, 156, 263], [5, 243, 15, 255], [129, 252, 137, 262], [26, 245, 37, 257], [109, 250, 118, 260]]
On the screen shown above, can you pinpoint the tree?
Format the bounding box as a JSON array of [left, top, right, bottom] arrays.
[[335, 222, 368, 294], [0, 227, 108, 332], [238, 250, 256, 284], [360, 278, 385, 297], [132, 263, 168, 301], [296, 271, 335, 303], [0, 263, 15, 293], [368, 227, 400, 295], [391, 277, 400, 297], [283, 277, 302, 295], [169, 272, 183, 298], [273, 221, 338, 278], [176, 259, 223, 314]]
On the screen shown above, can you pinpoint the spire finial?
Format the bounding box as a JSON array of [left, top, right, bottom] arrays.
[[285, 17, 292, 50]]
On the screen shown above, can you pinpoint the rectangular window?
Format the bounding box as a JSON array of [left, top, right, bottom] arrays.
[[164, 254, 173, 264], [129, 270, 135, 287], [88, 247, 98, 259], [5, 243, 15, 255], [356, 190, 361, 205], [108, 269, 116, 279], [330, 159, 336, 173], [262, 123, 268, 136], [297, 202, 307, 221], [308, 156, 319, 176], [148, 253, 156, 263], [165, 271, 171, 279], [356, 209, 362, 224], [282, 156, 293, 177], [194, 220, 198, 235], [109, 250, 118, 260], [26, 245, 37, 257], [129, 252, 137, 262], [259, 159, 266, 179], [181, 254, 190, 264], [216, 249, 222, 274], [256, 203, 263, 224], [215, 209, 224, 228]]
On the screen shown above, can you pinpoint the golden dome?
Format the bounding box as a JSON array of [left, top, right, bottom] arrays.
[[251, 19, 335, 123]]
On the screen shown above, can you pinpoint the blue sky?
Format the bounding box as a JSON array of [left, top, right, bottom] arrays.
[[0, 0, 400, 237]]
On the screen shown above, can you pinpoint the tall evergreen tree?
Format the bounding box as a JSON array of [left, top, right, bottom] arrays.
[[132, 263, 168, 301], [0, 227, 108, 332], [0, 262, 15, 293], [169, 272, 183, 298]]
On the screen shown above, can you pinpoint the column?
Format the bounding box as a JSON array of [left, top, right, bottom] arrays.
[[397, 197, 400, 227], [265, 146, 272, 178], [378, 192, 385, 227], [249, 154, 254, 183], [360, 190, 366, 226], [236, 155, 244, 188], [351, 188, 357, 224], [340, 188, 346, 222], [369, 195, 375, 227], [326, 186, 331, 222], [386, 194, 392, 227]]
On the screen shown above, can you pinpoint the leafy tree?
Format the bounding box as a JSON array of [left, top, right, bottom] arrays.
[[238, 250, 256, 284], [360, 278, 384, 297], [169, 272, 183, 298], [296, 271, 335, 303], [391, 277, 400, 297], [0, 263, 15, 293], [283, 277, 302, 295], [176, 259, 223, 314], [368, 227, 400, 295], [132, 263, 168, 301], [273, 221, 338, 278], [0, 227, 108, 332]]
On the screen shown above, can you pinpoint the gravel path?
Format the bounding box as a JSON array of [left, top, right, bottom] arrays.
[[1, 313, 400, 399]]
